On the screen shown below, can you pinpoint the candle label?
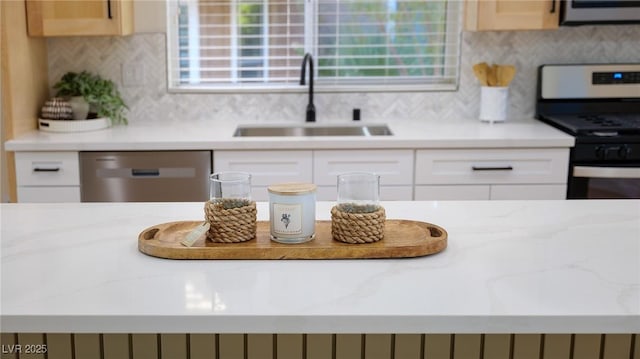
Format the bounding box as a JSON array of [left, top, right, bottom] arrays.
[[272, 203, 303, 235]]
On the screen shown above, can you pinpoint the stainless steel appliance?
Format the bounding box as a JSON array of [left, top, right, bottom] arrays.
[[561, 0, 640, 25], [536, 63, 640, 199], [80, 151, 211, 202]]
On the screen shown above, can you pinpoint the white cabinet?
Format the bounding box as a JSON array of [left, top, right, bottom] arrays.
[[13, 147, 568, 203], [414, 148, 569, 200], [214, 150, 313, 201], [215, 148, 569, 201], [313, 150, 413, 200], [490, 184, 567, 200], [214, 149, 414, 201], [17, 187, 82, 203], [316, 185, 412, 201], [415, 185, 490, 200], [15, 151, 81, 202]]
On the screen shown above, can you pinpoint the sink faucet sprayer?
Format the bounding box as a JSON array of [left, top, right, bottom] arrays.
[[300, 53, 315, 123]]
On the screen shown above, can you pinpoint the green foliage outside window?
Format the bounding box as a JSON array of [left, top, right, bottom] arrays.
[[178, 0, 457, 87], [318, 1, 447, 79]]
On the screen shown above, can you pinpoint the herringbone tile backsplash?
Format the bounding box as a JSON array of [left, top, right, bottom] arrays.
[[47, 26, 640, 124]]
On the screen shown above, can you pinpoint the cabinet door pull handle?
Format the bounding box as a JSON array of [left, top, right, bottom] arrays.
[[550, 0, 556, 13], [107, 0, 113, 19], [472, 166, 513, 171], [34, 167, 61, 172]]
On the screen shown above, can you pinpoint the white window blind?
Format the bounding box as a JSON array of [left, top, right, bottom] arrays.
[[167, 0, 462, 92]]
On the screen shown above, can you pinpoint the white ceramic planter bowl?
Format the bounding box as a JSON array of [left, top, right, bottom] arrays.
[[38, 118, 110, 133]]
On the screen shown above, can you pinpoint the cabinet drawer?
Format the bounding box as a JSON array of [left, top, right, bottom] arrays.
[[214, 150, 312, 186], [15, 151, 80, 186], [415, 149, 569, 185], [314, 150, 413, 185]]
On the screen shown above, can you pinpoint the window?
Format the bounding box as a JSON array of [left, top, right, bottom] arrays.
[[167, 0, 462, 92]]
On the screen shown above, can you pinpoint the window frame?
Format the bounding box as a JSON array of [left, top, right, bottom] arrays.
[[166, 0, 462, 94]]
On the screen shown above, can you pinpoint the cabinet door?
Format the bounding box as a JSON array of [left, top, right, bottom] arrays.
[[491, 184, 567, 200], [465, 0, 559, 31], [18, 187, 81, 203], [250, 187, 270, 201], [316, 185, 413, 201], [415, 185, 490, 201], [26, 0, 134, 37], [214, 150, 313, 186]]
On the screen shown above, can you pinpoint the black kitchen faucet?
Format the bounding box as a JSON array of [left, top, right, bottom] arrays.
[[300, 53, 315, 123]]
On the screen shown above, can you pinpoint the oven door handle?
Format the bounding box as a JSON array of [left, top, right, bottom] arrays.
[[573, 166, 640, 179]]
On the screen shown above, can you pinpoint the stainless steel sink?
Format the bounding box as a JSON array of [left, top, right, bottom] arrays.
[[233, 124, 393, 137]]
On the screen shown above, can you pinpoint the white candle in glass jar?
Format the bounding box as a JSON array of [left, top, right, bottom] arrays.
[[268, 183, 317, 244]]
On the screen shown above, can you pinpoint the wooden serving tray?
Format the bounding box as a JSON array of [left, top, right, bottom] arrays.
[[138, 220, 447, 260]]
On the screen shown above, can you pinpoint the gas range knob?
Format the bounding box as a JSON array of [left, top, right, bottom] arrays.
[[595, 145, 606, 159], [618, 145, 631, 159]]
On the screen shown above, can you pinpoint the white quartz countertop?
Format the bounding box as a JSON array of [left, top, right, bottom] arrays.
[[1, 200, 638, 334], [4, 118, 574, 151]]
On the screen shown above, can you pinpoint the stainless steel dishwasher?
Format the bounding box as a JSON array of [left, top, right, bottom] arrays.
[[80, 151, 211, 202]]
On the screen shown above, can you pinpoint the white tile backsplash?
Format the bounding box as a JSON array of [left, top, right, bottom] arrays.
[[47, 25, 640, 124]]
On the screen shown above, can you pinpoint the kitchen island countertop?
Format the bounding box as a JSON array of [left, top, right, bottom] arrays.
[[4, 118, 574, 151], [1, 200, 638, 334]]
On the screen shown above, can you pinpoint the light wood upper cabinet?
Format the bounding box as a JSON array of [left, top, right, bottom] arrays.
[[26, 0, 134, 37], [465, 0, 560, 31]]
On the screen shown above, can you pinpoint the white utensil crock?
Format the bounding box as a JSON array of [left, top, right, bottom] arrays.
[[479, 86, 509, 123]]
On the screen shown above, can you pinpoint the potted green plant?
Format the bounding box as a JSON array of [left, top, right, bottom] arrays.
[[53, 71, 128, 125]]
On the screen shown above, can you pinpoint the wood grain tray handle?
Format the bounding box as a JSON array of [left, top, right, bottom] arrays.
[[138, 220, 447, 260]]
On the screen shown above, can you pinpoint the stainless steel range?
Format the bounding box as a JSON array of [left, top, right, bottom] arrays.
[[536, 63, 640, 199]]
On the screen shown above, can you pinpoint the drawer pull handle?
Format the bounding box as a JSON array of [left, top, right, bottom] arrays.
[[132, 169, 160, 177], [33, 167, 61, 172], [472, 166, 513, 171]]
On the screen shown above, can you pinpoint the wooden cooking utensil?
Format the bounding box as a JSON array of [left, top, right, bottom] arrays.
[[497, 65, 516, 86], [496, 65, 504, 86], [472, 62, 490, 86], [487, 64, 498, 87]]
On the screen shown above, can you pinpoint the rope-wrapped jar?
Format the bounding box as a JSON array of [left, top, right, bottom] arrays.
[[204, 199, 257, 243], [331, 205, 386, 244]]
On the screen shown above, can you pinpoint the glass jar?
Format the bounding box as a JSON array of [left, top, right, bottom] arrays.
[[268, 183, 317, 244], [209, 171, 252, 208], [337, 172, 381, 213]]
